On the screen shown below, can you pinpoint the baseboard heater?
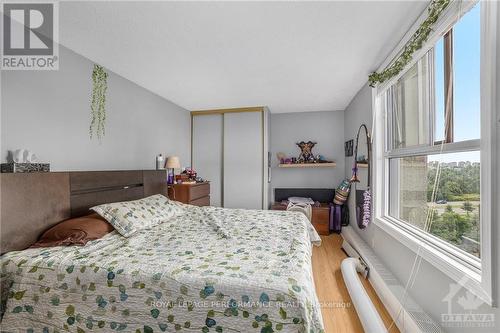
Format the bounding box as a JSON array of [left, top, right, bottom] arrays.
[[341, 226, 444, 333]]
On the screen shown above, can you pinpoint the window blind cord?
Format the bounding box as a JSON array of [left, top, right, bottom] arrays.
[[386, 1, 463, 330]]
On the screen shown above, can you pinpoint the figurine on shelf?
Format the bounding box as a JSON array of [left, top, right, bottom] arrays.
[[317, 155, 333, 163], [296, 141, 316, 163], [276, 141, 335, 166], [276, 152, 287, 164], [356, 154, 369, 164], [182, 167, 197, 181]]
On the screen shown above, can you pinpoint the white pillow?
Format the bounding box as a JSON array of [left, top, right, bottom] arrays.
[[288, 196, 315, 205], [91, 194, 183, 237]]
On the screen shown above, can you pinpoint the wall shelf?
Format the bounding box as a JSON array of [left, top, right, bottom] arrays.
[[278, 162, 336, 168]]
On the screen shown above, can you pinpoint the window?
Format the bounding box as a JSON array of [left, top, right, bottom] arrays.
[[383, 5, 481, 258], [388, 152, 481, 257], [374, 0, 497, 305], [433, 5, 481, 144], [389, 60, 430, 149]]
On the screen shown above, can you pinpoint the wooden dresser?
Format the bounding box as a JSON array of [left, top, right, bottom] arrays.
[[167, 182, 210, 206], [271, 203, 330, 235]]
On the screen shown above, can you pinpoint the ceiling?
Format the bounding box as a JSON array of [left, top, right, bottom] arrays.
[[60, 1, 428, 113]]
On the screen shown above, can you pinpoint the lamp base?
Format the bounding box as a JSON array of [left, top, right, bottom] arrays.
[[167, 169, 174, 184]]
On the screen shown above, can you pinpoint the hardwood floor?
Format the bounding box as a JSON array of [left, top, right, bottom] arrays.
[[312, 234, 400, 333]]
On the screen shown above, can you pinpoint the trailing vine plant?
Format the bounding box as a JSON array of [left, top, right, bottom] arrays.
[[368, 0, 451, 87], [90, 64, 108, 141]]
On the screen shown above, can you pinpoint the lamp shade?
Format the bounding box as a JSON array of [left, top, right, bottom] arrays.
[[165, 156, 180, 169]]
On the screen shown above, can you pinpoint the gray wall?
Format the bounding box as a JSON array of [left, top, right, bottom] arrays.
[[344, 83, 500, 332], [1, 45, 191, 171], [270, 110, 345, 203]]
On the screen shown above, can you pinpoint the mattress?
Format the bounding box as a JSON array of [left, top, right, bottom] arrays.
[[1, 204, 324, 333]]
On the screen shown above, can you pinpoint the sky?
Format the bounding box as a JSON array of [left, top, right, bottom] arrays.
[[431, 3, 480, 163]]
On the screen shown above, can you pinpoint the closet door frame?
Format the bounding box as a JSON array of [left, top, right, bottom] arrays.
[[191, 107, 266, 209]]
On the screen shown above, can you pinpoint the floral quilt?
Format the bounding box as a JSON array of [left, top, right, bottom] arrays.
[[1, 204, 324, 333]]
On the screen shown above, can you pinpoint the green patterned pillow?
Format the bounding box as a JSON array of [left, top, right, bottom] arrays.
[[91, 194, 183, 237]]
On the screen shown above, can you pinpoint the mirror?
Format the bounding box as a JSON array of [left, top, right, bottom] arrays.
[[352, 124, 372, 229]]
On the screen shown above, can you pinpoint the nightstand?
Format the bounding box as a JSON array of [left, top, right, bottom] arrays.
[[167, 182, 210, 206]]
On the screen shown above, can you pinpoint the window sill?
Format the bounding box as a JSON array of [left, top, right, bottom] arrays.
[[374, 215, 492, 305]]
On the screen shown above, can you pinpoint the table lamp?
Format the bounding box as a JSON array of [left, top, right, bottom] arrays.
[[165, 156, 180, 184]]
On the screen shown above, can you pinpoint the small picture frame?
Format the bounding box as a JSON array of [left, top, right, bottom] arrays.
[[345, 140, 354, 157]]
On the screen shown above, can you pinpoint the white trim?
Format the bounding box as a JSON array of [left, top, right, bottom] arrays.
[[380, 215, 480, 274], [374, 216, 491, 304], [371, 0, 497, 307], [373, 91, 386, 222], [386, 139, 480, 158], [429, 47, 437, 145], [478, 0, 498, 307]]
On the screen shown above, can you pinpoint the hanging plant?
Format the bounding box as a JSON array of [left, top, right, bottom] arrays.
[[368, 0, 451, 87], [90, 64, 108, 141]]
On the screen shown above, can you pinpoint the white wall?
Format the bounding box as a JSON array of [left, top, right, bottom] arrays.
[[1, 45, 191, 171], [345, 82, 500, 331], [270, 110, 345, 203]]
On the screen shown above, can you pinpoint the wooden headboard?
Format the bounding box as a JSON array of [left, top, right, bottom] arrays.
[[0, 170, 167, 254]]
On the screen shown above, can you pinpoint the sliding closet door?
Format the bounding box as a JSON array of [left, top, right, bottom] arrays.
[[223, 112, 263, 209], [192, 114, 223, 206]]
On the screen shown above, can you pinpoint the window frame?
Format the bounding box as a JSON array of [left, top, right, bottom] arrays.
[[372, 0, 497, 305], [443, 30, 454, 144]]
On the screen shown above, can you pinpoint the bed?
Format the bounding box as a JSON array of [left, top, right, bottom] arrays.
[[0, 171, 324, 333]]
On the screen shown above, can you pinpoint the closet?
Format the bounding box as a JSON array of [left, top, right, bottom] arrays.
[[191, 107, 270, 209]]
